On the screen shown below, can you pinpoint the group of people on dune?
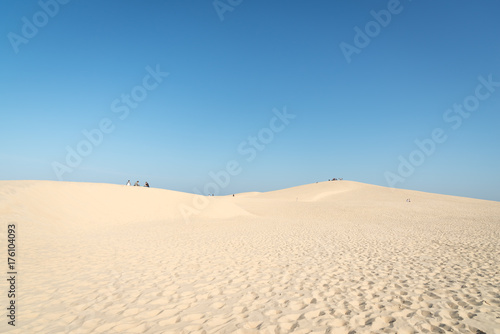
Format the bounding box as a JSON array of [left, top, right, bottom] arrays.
[[126, 180, 149, 187]]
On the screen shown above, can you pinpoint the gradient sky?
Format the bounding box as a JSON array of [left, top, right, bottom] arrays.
[[1, 0, 499, 200]]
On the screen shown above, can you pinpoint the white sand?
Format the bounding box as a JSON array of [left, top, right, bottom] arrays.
[[1, 180, 499, 333]]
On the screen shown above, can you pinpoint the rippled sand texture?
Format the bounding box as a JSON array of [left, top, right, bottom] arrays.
[[1, 180, 499, 333]]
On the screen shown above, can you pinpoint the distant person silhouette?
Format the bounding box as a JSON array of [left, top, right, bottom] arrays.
[[134, 181, 140, 186], [126, 180, 131, 186]]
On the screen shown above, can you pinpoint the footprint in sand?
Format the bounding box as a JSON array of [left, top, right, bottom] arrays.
[[303, 297, 317, 304], [397, 326, 416, 334], [111, 322, 146, 333], [277, 313, 303, 326], [195, 293, 210, 301], [181, 324, 204, 332], [330, 326, 350, 334], [259, 286, 273, 293], [182, 313, 206, 322], [446, 301, 459, 309], [278, 321, 299, 332], [234, 306, 248, 314], [176, 303, 191, 311], [439, 310, 461, 320], [122, 307, 140, 317], [370, 316, 396, 330], [158, 316, 180, 326], [288, 300, 306, 310], [233, 329, 261, 334], [333, 308, 350, 316], [142, 309, 163, 318], [264, 309, 282, 317], [93, 322, 117, 333], [330, 318, 347, 327], [205, 316, 231, 327], [127, 323, 149, 333], [418, 309, 433, 317], [211, 301, 225, 309], [303, 309, 325, 320], [243, 321, 263, 329]]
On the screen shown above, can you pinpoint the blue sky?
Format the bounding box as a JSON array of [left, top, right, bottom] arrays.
[[1, 0, 499, 201]]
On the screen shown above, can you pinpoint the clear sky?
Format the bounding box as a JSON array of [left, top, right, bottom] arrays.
[[1, 0, 499, 201]]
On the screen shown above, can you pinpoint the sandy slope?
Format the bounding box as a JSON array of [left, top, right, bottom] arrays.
[[0, 180, 499, 333]]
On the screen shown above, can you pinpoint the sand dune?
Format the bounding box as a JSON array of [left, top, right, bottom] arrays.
[[1, 180, 499, 333]]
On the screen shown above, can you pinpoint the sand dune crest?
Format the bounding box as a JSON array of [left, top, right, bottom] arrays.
[[1, 180, 499, 333]]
